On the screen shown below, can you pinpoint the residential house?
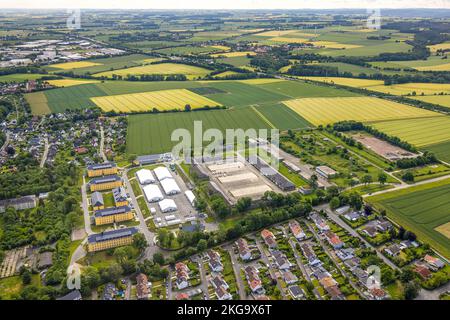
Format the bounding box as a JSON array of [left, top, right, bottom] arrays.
[[211, 275, 229, 290], [414, 264, 432, 280], [361, 225, 378, 238], [288, 285, 305, 299], [261, 229, 277, 249], [136, 273, 150, 300], [324, 231, 344, 249], [215, 286, 232, 300], [369, 288, 389, 300], [344, 211, 361, 222], [57, 290, 82, 300], [37, 252, 53, 270], [244, 265, 263, 293], [283, 270, 298, 285], [236, 238, 252, 261], [384, 244, 402, 257], [310, 213, 330, 232], [272, 250, 291, 270], [289, 220, 306, 240], [207, 250, 223, 272], [424, 255, 445, 271], [336, 248, 355, 261], [300, 243, 321, 266], [175, 262, 190, 290]]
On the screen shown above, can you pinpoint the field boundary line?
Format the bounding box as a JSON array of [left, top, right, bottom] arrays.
[[250, 105, 276, 129]]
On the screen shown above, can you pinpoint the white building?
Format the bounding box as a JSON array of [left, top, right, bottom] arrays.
[[315, 165, 338, 179], [184, 190, 196, 206], [159, 199, 177, 213], [136, 169, 155, 185], [160, 178, 181, 195], [154, 166, 172, 181], [143, 184, 164, 202]]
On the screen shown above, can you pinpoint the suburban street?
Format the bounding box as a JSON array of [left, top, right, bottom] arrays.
[[315, 203, 400, 271], [99, 126, 107, 162], [80, 177, 93, 235], [39, 137, 49, 168], [122, 168, 158, 259], [225, 244, 247, 300]]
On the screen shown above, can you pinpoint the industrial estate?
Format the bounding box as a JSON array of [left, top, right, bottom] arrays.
[[0, 6, 449, 302]]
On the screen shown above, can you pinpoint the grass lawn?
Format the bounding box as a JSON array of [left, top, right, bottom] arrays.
[[102, 192, 115, 207]]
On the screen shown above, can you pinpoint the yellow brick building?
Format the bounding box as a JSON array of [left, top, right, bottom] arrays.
[[87, 162, 118, 177], [94, 206, 134, 226], [113, 187, 129, 207], [87, 227, 138, 252], [89, 175, 122, 192]]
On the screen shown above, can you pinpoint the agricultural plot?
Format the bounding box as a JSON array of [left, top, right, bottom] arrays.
[[48, 61, 102, 70], [0, 73, 44, 82], [257, 79, 361, 98], [410, 95, 450, 109], [210, 51, 256, 58], [283, 97, 440, 126], [93, 63, 211, 79], [299, 76, 384, 88], [370, 56, 450, 71], [371, 117, 450, 147], [423, 141, 450, 164], [254, 103, 312, 130], [367, 83, 450, 96], [90, 89, 222, 112], [47, 79, 100, 87], [25, 91, 50, 115], [126, 107, 270, 154], [45, 54, 154, 75], [367, 179, 450, 259], [203, 81, 290, 107]]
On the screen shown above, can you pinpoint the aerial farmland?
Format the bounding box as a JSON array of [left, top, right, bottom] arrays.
[[1, 6, 450, 303]]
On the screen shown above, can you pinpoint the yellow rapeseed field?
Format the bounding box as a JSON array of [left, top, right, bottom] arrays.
[[367, 83, 450, 95], [415, 63, 450, 71], [93, 63, 211, 79], [310, 41, 362, 49], [50, 61, 103, 70], [410, 95, 450, 109], [427, 42, 450, 52], [371, 116, 450, 147], [269, 37, 309, 43], [255, 30, 299, 37], [298, 76, 384, 87], [283, 96, 442, 126], [90, 89, 222, 113], [47, 79, 99, 87]]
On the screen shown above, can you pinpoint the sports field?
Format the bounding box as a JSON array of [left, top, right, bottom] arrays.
[[371, 116, 450, 147], [49, 61, 102, 70], [93, 63, 211, 79], [283, 97, 440, 126], [367, 179, 450, 259], [126, 107, 270, 154], [90, 89, 222, 112], [410, 95, 450, 109]]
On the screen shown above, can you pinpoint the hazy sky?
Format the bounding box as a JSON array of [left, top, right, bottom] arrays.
[[3, 0, 450, 9]]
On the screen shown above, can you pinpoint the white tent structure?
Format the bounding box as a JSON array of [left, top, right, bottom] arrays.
[[160, 178, 181, 195], [158, 199, 177, 213], [143, 184, 163, 202], [153, 166, 172, 181], [136, 169, 155, 185], [184, 190, 196, 206]]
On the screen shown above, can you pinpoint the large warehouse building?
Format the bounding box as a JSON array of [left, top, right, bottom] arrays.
[[143, 184, 164, 202], [154, 166, 172, 181], [136, 169, 155, 185], [158, 199, 177, 213], [160, 178, 181, 195]]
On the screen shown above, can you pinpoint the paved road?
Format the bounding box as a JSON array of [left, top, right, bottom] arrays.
[[81, 177, 93, 235], [255, 239, 287, 300], [70, 240, 87, 265], [305, 221, 367, 299], [195, 255, 210, 300], [122, 168, 158, 260], [363, 173, 450, 198], [416, 281, 450, 300], [282, 227, 322, 300], [40, 138, 49, 168], [315, 204, 400, 271], [226, 244, 247, 300]]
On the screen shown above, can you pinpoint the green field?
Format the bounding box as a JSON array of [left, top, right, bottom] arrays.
[[367, 179, 450, 259], [45, 54, 153, 75], [372, 117, 450, 148], [423, 140, 450, 164], [126, 107, 270, 154], [0, 73, 44, 82], [254, 102, 312, 130]]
